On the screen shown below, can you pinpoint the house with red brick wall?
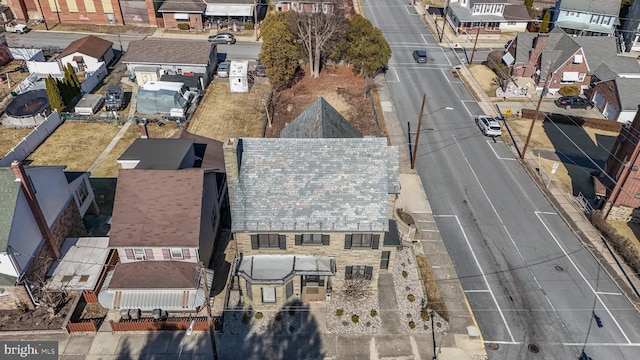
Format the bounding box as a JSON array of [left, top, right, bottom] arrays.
[[158, 0, 205, 30], [602, 107, 640, 221], [588, 57, 640, 123], [5, 0, 161, 26], [0, 162, 94, 310], [506, 28, 621, 95]]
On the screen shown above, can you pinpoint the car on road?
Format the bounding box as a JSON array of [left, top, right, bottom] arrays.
[[412, 50, 427, 63], [217, 61, 230, 78], [554, 96, 594, 110], [475, 115, 502, 137], [208, 33, 236, 45], [256, 61, 267, 77]]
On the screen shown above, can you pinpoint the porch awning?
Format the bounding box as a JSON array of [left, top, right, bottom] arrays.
[[205, 4, 253, 16], [236, 255, 335, 284]]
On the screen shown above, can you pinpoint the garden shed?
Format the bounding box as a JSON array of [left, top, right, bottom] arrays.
[[229, 61, 248, 93]]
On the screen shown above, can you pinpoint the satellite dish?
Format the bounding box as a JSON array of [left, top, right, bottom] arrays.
[[186, 319, 195, 336]]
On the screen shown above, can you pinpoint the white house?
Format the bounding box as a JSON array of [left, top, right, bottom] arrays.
[[445, 0, 529, 36], [58, 35, 115, 72], [551, 0, 620, 36]]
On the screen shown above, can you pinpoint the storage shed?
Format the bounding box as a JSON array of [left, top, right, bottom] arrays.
[[75, 94, 104, 115], [229, 61, 248, 93]]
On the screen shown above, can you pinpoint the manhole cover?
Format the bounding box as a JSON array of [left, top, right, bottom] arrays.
[[487, 343, 499, 350], [528, 344, 540, 353], [555, 265, 564, 271]]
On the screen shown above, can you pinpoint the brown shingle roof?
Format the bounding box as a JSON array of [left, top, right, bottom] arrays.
[[109, 261, 199, 289], [109, 169, 204, 247], [159, 0, 206, 12], [59, 35, 113, 60], [503, 5, 531, 21], [122, 39, 213, 66]]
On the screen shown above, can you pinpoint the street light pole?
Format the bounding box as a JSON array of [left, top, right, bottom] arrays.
[[439, 0, 449, 43], [431, 310, 437, 360], [521, 66, 553, 159], [411, 98, 454, 169]]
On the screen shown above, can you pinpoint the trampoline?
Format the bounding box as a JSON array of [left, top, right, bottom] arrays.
[[6, 89, 49, 118]]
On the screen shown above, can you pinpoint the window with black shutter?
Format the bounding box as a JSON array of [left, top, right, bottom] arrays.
[[321, 235, 330, 245], [295, 235, 302, 245], [345, 233, 381, 249], [278, 235, 287, 250], [251, 235, 259, 249], [364, 266, 373, 280], [380, 251, 390, 270], [345, 265, 373, 280], [285, 280, 293, 299], [345, 266, 353, 279], [251, 234, 283, 249]]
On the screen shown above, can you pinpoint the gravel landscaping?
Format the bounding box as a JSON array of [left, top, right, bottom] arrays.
[[326, 290, 381, 334], [393, 247, 449, 334]]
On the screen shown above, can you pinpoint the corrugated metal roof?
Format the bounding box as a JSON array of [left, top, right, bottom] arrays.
[[46, 237, 110, 291], [231, 138, 399, 232], [98, 287, 204, 311], [236, 255, 334, 284]]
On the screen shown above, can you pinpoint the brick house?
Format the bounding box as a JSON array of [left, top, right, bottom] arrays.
[[601, 107, 640, 222], [157, 0, 205, 30], [0, 161, 93, 309], [98, 137, 227, 312], [506, 28, 619, 94], [224, 135, 400, 311]]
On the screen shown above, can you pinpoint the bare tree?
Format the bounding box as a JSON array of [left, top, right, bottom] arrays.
[[343, 278, 372, 300], [289, 11, 346, 78]]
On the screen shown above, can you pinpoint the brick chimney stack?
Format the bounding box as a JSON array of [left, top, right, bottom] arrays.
[[222, 137, 242, 204], [139, 122, 149, 139], [11, 161, 61, 259]]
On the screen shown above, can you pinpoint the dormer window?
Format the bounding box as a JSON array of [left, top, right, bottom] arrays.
[[573, 55, 583, 64]]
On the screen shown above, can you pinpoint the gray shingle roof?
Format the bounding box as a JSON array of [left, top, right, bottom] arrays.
[[559, 0, 620, 17], [122, 40, 213, 66], [0, 168, 19, 253], [118, 138, 195, 170], [279, 97, 363, 138], [616, 78, 640, 111], [231, 138, 399, 233], [158, 0, 206, 13]]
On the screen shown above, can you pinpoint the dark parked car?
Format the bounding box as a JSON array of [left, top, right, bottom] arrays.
[[208, 33, 236, 45], [554, 96, 594, 110], [413, 50, 427, 63], [256, 61, 267, 77]]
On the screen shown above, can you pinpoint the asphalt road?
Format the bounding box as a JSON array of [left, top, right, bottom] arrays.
[[364, 1, 640, 359], [4, 31, 262, 60]]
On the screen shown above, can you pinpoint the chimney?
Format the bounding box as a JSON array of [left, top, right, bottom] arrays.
[[11, 161, 60, 259], [223, 137, 242, 204], [138, 121, 149, 139]]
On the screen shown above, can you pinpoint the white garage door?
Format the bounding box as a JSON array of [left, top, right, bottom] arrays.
[[593, 91, 606, 110], [603, 103, 618, 120]]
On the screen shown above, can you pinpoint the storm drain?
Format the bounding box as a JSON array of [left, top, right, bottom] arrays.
[[554, 265, 564, 272], [487, 343, 499, 350], [528, 344, 540, 353]]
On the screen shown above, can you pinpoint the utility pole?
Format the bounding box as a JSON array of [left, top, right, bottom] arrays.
[[408, 121, 413, 166], [439, 0, 449, 43], [35, 0, 49, 30], [411, 94, 427, 169], [521, 67, 553, 159], [254, 0, 259, 41], [469, 27, 480, 64]]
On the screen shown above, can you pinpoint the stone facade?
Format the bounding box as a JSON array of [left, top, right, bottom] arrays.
[[236, 231, 397, 311], [0, 286, 32, 310]]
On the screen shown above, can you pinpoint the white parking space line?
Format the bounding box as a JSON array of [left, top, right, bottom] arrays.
[[386, 67, 400, 83], [535, 211, 632, 344], [404, 4, 415, 14], [438, 47, 452, 66], [460, 101, 474, 116], [486, 140, 517, 161], [435, 214, 516, 343], [561, 342, 640, 347], [484, 340, 523, 345], [597, 291, 622, 296], [420, 34, 430, 45], [439, 69, 450, 83], [464, 289, 491, 293]]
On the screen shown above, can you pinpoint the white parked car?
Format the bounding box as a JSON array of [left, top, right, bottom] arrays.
[[475, 115, 502, 137]]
